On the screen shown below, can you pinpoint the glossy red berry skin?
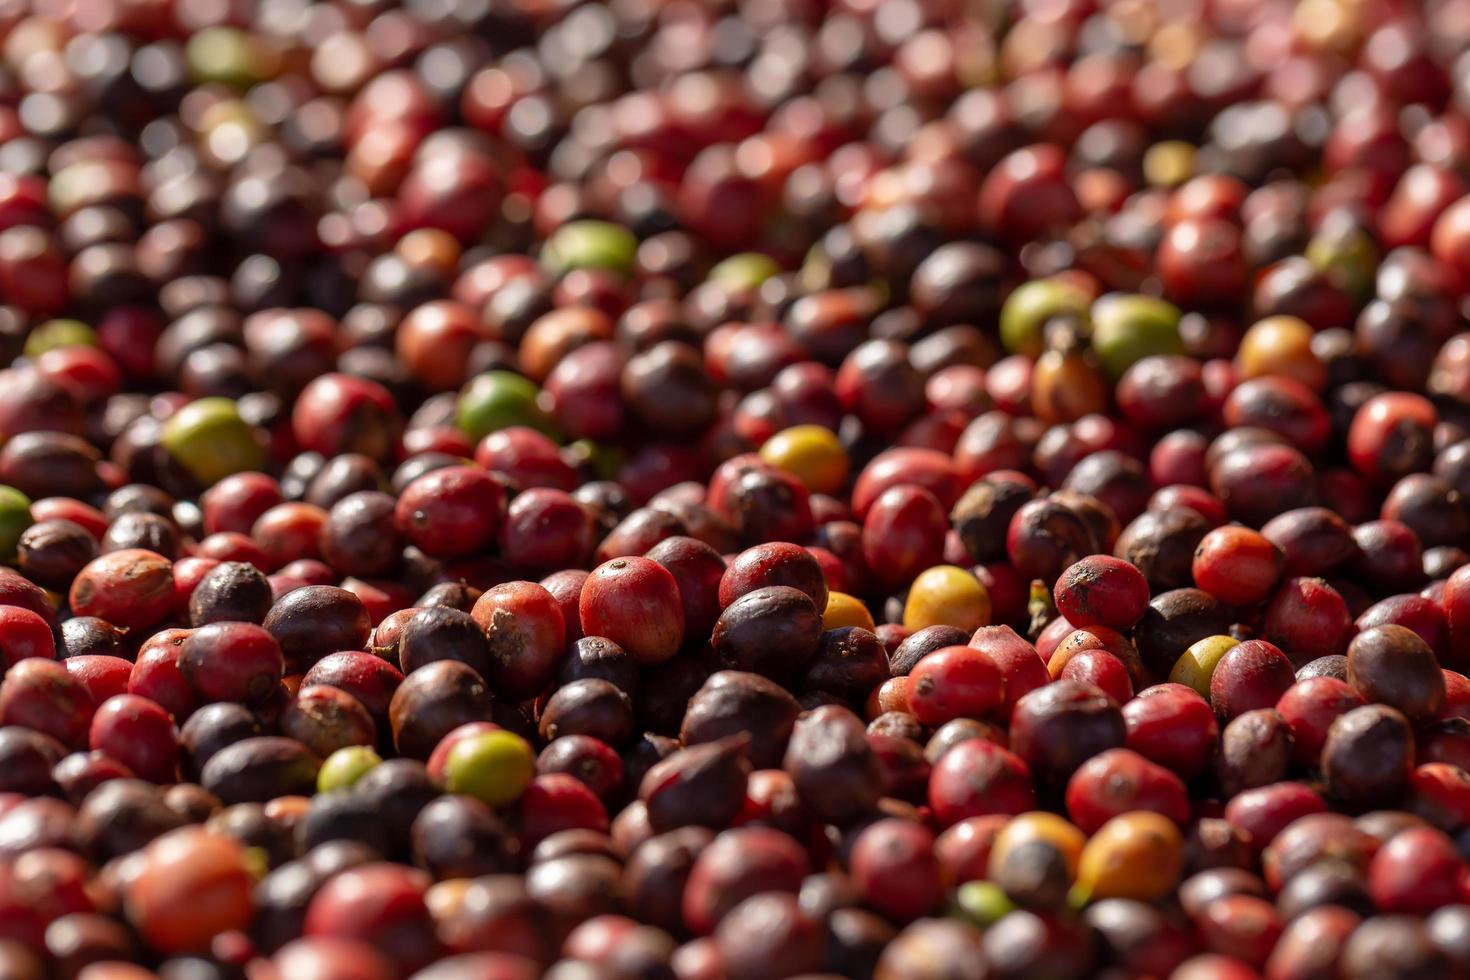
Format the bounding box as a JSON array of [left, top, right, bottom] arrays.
[[971, 625, 1051, 718], [1210, 640, 1296, 722], [470, 581, 567, 701], [1059, 649, 1133, 704], [0, 658, 94, 748], [69, 549, 174, 630], [1442, 563, 1470, 653], [89, 694, 179, 783], [394, 466, 505, 560], [179, 622, 286, 706], [475, 427, 579, 492], [1122, 683, 1219, 780], [1053, 555, 1150, 631], [1263, 578, 1355, 663], [1194, 893, 1283, 969], [0, 605, 55, 667], [1276, 677, 1364, 768], [905, 646, 1005, 726], [928, 738, 1036, 827], [1223, 782, 1328, 855], [718, 542, 829, 611], [579, 557, 685, 666], [979, 144, 1081, 244], [303, 864, 439, 973], [1368, 826, 1466, 915], [201, 472, 283, 536], [849, 818, 943, 922], [518, 773, 610, 849], [1066, 747, 1190, 834], [1347, 391, 1437, 486], [862, 485, 949, 593], [128, 629, 199, 722], [63, 655, 133, 707], [498, 488, 594, 572], [292, 374, 403, 462], [1192, 526, 1283, 606]]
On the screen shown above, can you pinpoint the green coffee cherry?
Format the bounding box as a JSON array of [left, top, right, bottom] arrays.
[[999, 278, 1092, 358], [952, 881, 1016, 927], [542, 220, 638, 279], [456, 371, 554, 441], [0, 486, 32, 564], [1306, 216, 1377, 301], [564, 439, 625, 482], [318, 746, 382, 793], [1089, 293, 1184, 379], [444, 730, 536, 808], [161, 397, 268, 487], [708, 253, 780, 292], [24, 319, 96, 358], [185, 27, 262, 88]]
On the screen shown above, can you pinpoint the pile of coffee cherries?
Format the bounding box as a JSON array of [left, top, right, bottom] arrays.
[[10, 0, 1470, 976]]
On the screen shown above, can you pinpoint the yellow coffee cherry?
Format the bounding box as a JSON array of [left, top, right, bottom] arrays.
[[1295, 0, 1364, 54], [1236, 316, 1326, 391], [1143, 141, 1195, 188], [1169, 634, 1240, 698], [426, 878, 473, 921], [396, 228, 463, 278], [1072, 811, 1184, 904], [903, 565, 991, 633], [988, 812, 1086, 882], [759, 425, 849, 494], [824, 591, 877, 632]]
